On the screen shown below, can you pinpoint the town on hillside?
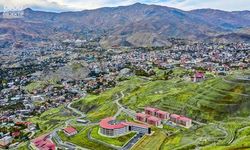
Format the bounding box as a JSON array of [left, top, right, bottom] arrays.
[[0, 37, 249, 149]]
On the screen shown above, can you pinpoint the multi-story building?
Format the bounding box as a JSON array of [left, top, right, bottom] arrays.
[[155, 110, 170, 120], [63, 126, 78, 137], [136, 113, 148, 122], [147, 116, 162, 126], [99, 117, 129, 137], [170, 114, 192, 128], [30, 135, 56, 150], [99, 117, 151, 137], [145, 107, 158, 116], [0, 136, 13, 147]]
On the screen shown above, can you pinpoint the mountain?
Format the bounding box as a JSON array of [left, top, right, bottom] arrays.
[[1, 3, 250, 48]]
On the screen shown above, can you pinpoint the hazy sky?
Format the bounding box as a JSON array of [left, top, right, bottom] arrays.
[[1, 0, 250, 12]]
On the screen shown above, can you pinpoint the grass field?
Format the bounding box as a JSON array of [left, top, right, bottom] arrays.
[[91, 126, 136, 147], [27, 69, 250, 150], [154, 117, 250, 150], [70, 69, 250, 150], [17, 142, 29, 150], [25, 79, 63, 93], [25, 81, 47, 93], [27, 106, 76, 136], [58, 126, 113, 150], [71, 77, 146, 122], [121, 75, 250, 122], [132, 130, 166, 150]]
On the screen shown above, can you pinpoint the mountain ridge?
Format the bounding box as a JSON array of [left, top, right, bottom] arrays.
[[1, 3, 250, 48]]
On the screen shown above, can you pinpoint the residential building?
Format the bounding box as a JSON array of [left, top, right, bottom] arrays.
[[178, 116, 192, 128], [155, 110, 170, 120], [170, 114, 180, 123], [145, 107, 158, 116], [147, 116, 161, 126], [0, 136, 13, 147], [136, 113, 148, 122], [191, 72, 205, 82], [170, 114, 192, 128], [99, 117, 129, 137], [99, 117, 151, 137], [63, 126, 77, 136], [31, 134, 56, 150]]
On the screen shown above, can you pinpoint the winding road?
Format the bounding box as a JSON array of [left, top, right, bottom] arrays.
[[114, 91, 137, 119], [50, 93, 91, 150]]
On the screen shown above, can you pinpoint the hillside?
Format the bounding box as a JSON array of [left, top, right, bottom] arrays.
[[1, 3, 250, 48], [71, 69, 250, 149]]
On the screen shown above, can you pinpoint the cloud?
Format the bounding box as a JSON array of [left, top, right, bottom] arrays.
[[0, 0, 72, 12], [157, 0, 250, 11], [0, 0, 250, 12]]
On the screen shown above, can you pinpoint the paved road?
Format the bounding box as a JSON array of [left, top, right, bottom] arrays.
[[52, 129, 75, 150], [122, 133, 144, 150], [51, 94, 91, 150], [67, 97, 87, 118], [114, 91, 136, 119], [28, 131, 36, 139], [52, 126, 89, 150]]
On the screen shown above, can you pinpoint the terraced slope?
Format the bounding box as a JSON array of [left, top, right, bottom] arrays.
[[121, 76, 250, 122], [71, 70, 250, 150]]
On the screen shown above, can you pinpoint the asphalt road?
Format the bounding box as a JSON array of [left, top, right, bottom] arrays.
[[122, 133, 144, 150], [114, 91, 136, 119]]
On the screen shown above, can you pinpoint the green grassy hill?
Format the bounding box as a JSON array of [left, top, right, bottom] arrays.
[[121, 76, 250, 122], [70, 69, 250, 150], [25, 68, 248, 150]]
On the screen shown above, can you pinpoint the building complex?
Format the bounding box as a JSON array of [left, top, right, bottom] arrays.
[[99, 117, 151, 137], [31, 134, 56, 150], [136, 107, 192, 128]]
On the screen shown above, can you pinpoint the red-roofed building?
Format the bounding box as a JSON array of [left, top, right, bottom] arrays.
[[170, 114, 192, 128], [191, 72, 205, 82], [11, 131, 20, 138], [170, 114, 180, 123], [15, 122, 35, 130], [99, 117, 129, 137], [147, 116, 161, 126], [31, 134, 56, 150], [63, 126, 77, 137], [178, 116, 192, 128], [145, 107, 158, 116], [136, 113, 148, 122], [99, 117, 152, 137], [156, 110, 170, 120]]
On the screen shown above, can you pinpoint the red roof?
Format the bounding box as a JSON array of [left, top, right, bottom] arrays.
[[156, 110, 168, 115], [15, 122, 33, 126], [195, 72, 204, 78], [63, 126, 77, 134], [170, 114, 180, 119], [147, 116, 161, 122], [136, 113, 148, 118], [25, 122, 33, 125], [31, 134, 56, 150], [145, 107, 158, 112], [99, 117, 127, 129], [170, 114, 192, 122], [179, 116, 192, 122], [12, 131, 20, 137]]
